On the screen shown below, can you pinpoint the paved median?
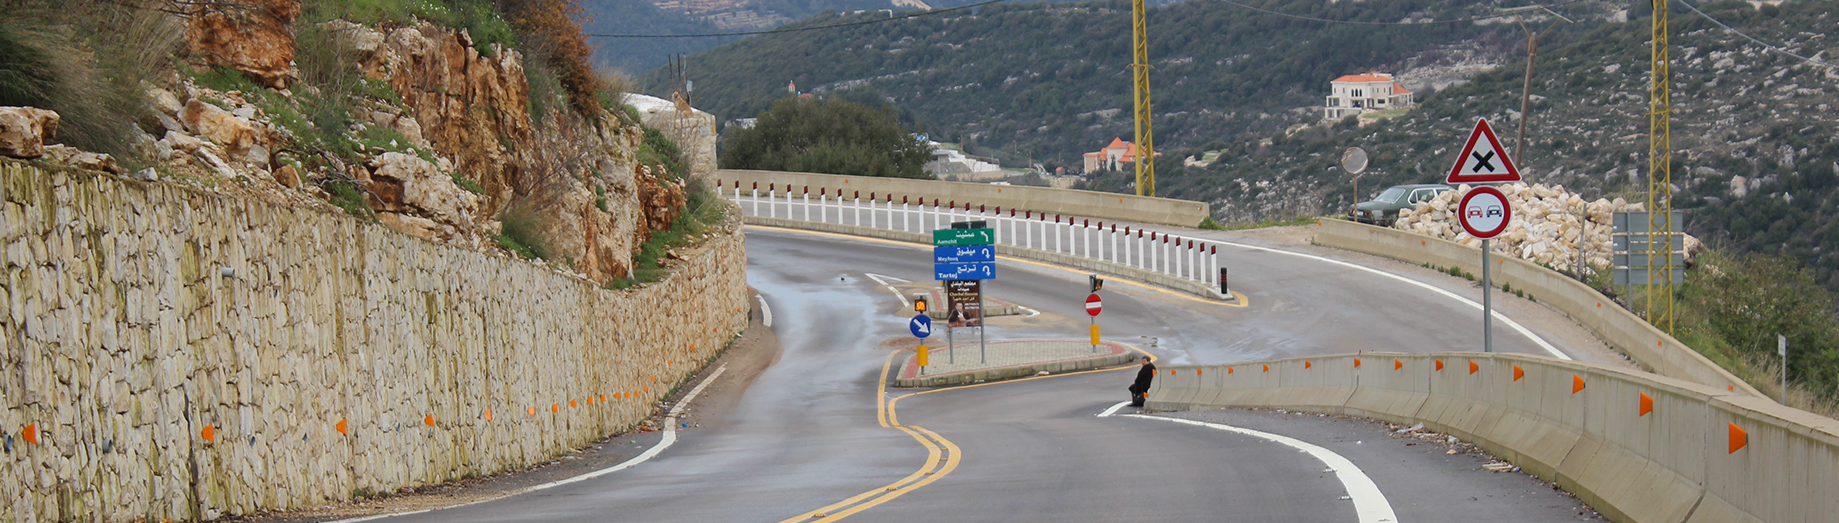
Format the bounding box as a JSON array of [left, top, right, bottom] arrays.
[[893, 339, 1137, 387]]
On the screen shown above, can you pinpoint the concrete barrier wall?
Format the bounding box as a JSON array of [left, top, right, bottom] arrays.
[[0, 162, 750, 521], [744, 215, 1225, 299], [715, 169, 1211, 227], [1314, 219, 1761, 397], [1148, 353, 1839, 523]]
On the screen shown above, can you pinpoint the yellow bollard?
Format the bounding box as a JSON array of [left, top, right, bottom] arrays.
[[1090, 324, 1101, 346], [917, 345, 929, 367]]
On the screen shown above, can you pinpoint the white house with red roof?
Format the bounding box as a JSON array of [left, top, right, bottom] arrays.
[[1324, 72, 1414, 120], [1082, 137, 1160, 173]]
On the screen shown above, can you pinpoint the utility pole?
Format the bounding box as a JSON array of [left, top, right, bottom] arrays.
[[1512, 8, 1572, 160], [1130, 0, 1155, 197], [1648, 0, 1675, 333]]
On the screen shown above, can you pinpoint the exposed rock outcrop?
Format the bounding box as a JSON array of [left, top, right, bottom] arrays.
[[0, 106, 59, 158], [185, 0, 301, 89]]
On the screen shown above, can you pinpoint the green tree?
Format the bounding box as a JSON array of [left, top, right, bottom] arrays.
[[1692, 252, 1839, 392], [720, 97, 934, 179]]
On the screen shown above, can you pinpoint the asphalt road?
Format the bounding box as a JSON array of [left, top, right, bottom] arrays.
[[356, 227, 1603, 522]]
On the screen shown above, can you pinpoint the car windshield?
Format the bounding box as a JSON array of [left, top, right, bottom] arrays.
[[1374, 187, 1408, 203]]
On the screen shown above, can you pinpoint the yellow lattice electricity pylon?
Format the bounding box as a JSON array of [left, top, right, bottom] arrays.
[[1647, 0, 1674, 333], [1131, 0, 1155, 197]]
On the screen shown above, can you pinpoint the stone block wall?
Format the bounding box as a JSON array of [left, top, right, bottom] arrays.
[[0, 160, 750, 521]]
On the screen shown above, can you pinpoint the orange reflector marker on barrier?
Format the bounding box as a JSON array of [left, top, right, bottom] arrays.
[[1729, 423, 1747, 453], [1469, 361, 1479, 374], [1395, 360, 1403, 370], [570, 400, 578, 408], [651, 376, 657, 382], [1513, 365, 1524, 381], [1228, 367, 1235, 374], [1436, 359, 1445, 371], [485, 409, 494, 421], [528, 407, 537, 416], [1639, 393, 1653, 417], [22, 423, 37, 444], [424, 414, 435, 426], [1304, 361, 1312, 369], [1354, 358, 1361, 368], [336, 419, 347, 434], [551, 404, 559, 413], [1197, 368, 1203, 375], [202, 425, 215, 442], [1572, 375, 1586, 394], [1262, 364, 1269, 373]]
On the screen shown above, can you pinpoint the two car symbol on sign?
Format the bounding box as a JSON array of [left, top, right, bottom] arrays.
[[1464, 206, 1504, 219]]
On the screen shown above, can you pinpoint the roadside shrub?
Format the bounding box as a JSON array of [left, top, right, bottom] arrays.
[[0, 0, 182, 160]]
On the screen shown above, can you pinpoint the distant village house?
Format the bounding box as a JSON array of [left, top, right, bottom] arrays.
[[1082, 138, 1160, 173], [1324, 72, 1413, 121]]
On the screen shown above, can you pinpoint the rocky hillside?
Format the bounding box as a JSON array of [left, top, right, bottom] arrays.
[[1092, 0, 1838, 288], [639, 0, 1633, 165], [0, 0, 700, 287]]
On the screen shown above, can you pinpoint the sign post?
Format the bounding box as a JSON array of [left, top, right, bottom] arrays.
[[1448, 118, 1521, 354], [1085, 292, 1104, 352], [910, 313, 932, 375], [935, 224, 995, 363], [1780, 334, 1788, 404]]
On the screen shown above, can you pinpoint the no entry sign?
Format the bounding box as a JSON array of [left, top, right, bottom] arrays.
[[1458, 186, 1511, 239], [1085, 293, 1103, 316]]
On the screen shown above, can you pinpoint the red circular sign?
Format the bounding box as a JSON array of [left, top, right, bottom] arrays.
[[1085, 293, 1103, 316], [1457, 186, 1512, 239]]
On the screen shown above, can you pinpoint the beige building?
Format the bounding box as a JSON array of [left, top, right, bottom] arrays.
[[1082, 137, 1159, 173], [1324, 72, 1414, 120]]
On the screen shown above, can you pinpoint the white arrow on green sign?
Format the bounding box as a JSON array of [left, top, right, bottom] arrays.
[[933, 228, 994, 246]]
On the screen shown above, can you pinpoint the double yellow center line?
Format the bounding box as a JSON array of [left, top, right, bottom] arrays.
[[776, 352, 962, 522]]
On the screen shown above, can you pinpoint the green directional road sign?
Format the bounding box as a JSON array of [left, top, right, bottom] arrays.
[[933, 228, 994, 246]]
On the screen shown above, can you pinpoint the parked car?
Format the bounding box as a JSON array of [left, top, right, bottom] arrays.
[[1350, 183, 1452, 226]]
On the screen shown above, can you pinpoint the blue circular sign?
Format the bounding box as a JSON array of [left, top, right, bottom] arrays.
[[909, 314, 933, 338]]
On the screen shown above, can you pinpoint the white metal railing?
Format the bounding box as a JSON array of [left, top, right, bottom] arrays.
[[722, 181, 1222, 291]]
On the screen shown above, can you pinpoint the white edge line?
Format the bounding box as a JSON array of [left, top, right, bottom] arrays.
[[1097, 401, 1130, 418], [756, 294, 773, 328], [1017, 306, 1041, 318], [1123, 414, 1399, 523], [324, 364, 731, 523], [864, 273, 893, 286], [890, 288, 911, 309], [1206, 238, 1569, 360], [865, 272, 911, 285]]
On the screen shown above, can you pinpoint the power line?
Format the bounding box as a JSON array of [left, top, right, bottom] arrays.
[[1673, 0, 1835, 69], [1209, 0, 1592, 26], [585, 0, 1008, 38]]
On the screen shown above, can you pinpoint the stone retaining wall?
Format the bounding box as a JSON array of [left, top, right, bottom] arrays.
[[0, 161, 750, 521]]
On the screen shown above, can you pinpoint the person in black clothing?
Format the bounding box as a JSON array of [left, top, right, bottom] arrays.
[[1128, 358, 1156, 407]]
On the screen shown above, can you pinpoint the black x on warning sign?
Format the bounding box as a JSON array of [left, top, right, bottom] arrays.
[[1445, 119, 1522, 184]]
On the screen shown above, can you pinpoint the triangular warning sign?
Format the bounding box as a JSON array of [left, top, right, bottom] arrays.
[[1445, 119, 1522, 184]]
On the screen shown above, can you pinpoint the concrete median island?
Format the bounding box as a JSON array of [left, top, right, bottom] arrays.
[[893, 339, 1138, 387]]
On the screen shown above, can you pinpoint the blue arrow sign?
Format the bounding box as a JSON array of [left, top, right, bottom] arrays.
[[909, 314, 932, 338], [933, 245, 995, 264], [934, 262, 996, 281]]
